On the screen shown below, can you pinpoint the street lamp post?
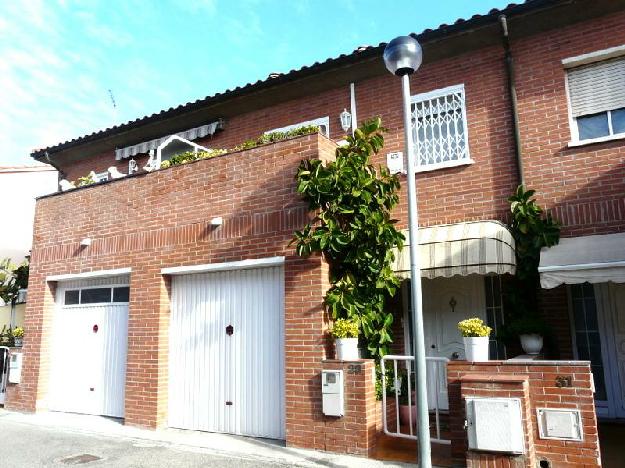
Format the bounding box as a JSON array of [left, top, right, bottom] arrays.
[[383, 36, 431, 468]]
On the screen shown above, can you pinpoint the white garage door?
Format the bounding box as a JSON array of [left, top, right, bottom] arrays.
[[168, 265, 285, 439], [48, 275, 129, 418]]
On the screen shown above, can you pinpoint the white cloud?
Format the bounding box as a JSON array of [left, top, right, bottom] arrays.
[[0, 0, 174, 165]]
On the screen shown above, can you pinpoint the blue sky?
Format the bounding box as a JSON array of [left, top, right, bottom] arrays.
[[1, 0, 512, 165]]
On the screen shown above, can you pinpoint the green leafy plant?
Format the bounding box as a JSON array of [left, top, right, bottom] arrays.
[[375, 363, 394, 400], [501, 186, 560, 348], [161, 125, 321, 169], [505, 315, 549, 336], [293, 117, 404, 358], [12, 327, 24, 339], [0, 325, 14, 346], [0, 258, 28, 306], [233, 125, 320, 152], [330, 318, 359, 339], [76, 173, 95, 187], [457, 317, 491, 337], [508, 185, 560, 282], [160, 148, 228, 169]]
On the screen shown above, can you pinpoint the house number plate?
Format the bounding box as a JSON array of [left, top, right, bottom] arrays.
[[347, 364, 362, 375]]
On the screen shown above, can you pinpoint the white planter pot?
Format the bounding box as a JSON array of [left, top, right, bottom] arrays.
[[520, 334, 543, 355], [335, 338, 359, 361], [13, 337, 23, 347], [463, 336, 489, 362]]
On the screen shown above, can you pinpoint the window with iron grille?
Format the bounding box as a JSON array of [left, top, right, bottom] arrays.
[[411, 84, 472, 171], [566, 56, 625, 144]]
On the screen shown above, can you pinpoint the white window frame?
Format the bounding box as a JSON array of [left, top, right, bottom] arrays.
[[410, 84, 473, 172], [265, 116, 330, 138], [564, 45, 625, 147]]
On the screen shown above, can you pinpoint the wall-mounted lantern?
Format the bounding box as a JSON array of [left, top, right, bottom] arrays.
[[339, 108, 352, 133]]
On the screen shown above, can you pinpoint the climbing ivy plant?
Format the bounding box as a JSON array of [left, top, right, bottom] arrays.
[[293, 117, 404, 358]]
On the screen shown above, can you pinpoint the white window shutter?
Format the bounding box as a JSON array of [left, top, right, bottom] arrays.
[[568, 57, 625, 117]]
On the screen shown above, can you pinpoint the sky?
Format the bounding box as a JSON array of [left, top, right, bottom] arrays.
[[0, 0, 513, 166]]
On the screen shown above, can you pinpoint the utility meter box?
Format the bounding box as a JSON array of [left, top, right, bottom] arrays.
[[537, 408, 583, 441], [466, 397, 524, 454], [9, 352, 22, 384], [322, 370, 344, 417], [386, 152, 405, 175]]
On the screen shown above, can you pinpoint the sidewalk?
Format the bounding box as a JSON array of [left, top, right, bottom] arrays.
[[0, 409, 419, 467]]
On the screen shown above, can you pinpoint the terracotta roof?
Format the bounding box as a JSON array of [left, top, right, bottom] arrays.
[[31, 0, 560, 158]]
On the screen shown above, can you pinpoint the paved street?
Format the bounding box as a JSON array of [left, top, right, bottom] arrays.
[[0, 411, 412, 468]]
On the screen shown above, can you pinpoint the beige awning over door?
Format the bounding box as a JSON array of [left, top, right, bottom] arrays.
[[392, 221, 516, 279], [539, 233, 625, 289]]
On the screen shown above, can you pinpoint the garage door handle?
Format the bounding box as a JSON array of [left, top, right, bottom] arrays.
[[93, 324, 99, 333], [226, 325, 233, 336]]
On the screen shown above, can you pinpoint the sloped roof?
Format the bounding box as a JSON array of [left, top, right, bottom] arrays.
[[31, 0, 564, 158]]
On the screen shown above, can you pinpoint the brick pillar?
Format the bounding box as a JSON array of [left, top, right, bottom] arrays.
[[319, 359, 378, 456], [124, 262, 168, 428], [460, 374, 535, 468]]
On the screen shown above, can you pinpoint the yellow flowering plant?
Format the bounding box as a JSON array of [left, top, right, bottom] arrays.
[[330, 319, 359, 339], [12, 327, 24, 338], [457, 318, 491, 338]]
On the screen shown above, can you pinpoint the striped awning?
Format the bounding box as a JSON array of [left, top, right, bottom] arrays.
[[393, 221, 516, 279], [539, 233, 625, 288], [115, 119, 225, 160]]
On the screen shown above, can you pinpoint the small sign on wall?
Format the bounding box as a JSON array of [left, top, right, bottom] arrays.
[[386, 152, 406, 175]]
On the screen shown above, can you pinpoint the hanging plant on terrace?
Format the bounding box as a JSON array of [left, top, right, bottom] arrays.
[[293, 117, 404, 358]]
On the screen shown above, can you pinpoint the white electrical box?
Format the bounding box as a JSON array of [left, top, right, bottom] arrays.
[[322, 370, 344, 417], [8, 352, 22, 384], [466, 397, 525, 454], [537, 408, 583, 441], [386, 152, 405, 175]]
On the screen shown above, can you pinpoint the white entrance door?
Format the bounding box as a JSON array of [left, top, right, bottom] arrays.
[[168, 265, 285, 439], [48, 277, 129, 418], [421, 275, 486, 410], [583, 283, 625, 418]]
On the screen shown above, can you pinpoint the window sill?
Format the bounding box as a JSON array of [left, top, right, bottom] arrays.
[[568, 133, 625, 148], [414, 158, 475, 173]]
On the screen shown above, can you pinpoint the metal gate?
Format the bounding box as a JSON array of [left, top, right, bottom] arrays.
[[0, 347, 8, 404], [381, 354, 451, 445], [168, 264, 285, 439], [48, 276, 129, 418]]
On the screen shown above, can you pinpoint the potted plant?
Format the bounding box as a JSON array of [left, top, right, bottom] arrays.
[[397, 369, 416, 428], [506, 315, 549, 355], [12, 327, 24, 347], [331, 318, 359, 360], [457, 317, 491, 362]]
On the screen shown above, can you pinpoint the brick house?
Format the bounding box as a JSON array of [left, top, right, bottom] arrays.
[[4, 0, 623, 464]]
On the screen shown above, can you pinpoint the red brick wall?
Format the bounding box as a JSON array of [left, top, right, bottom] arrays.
[[515, 10, 625, 237], [7, 134, 336, 444], [448, 361, 601, 467], [55, 11, 625, 239], [312, 359, 378, 457]]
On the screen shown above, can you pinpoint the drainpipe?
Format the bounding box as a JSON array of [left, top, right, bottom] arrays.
[[44, 151, 66, 186], [349, 82, 358, 135], [499, 15, 525, 187]]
